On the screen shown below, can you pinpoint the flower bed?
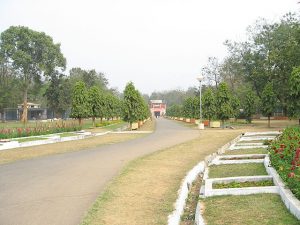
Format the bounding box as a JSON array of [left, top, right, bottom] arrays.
[[0, 121, 81, 139], [269, 127, 300, 200]]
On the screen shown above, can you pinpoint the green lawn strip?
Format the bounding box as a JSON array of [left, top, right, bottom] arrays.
[[223, 148, 268, 155], [202, 194, 299, 225], [209, 163, 267, 178], [213, 180, 273, 189], [16, 137, 48, 143]]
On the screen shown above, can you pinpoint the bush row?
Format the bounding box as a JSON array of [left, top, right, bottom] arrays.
[[269, 127, 300, 199], [0, 122, 81, 139]]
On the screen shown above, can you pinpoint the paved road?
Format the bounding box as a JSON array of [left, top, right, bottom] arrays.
[[0, 118, 199, 225]]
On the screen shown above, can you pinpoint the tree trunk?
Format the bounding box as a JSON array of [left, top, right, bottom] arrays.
[[92, 117, 95, 127], [21, 89, 28, 125], [79, 118, 82, 125], [130, 122, 132, 131], [268, 116, 271, 128], [298, 118, 300, 126]]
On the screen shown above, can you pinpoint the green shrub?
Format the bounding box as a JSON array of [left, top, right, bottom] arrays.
[[269, 127, 300, 199]]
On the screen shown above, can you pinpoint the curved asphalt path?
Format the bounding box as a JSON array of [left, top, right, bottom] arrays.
[[0, 118, 200, 225]]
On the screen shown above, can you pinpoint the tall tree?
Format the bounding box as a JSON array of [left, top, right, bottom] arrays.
[[87, 86, 102, 127], [69, 68, 108, 90], [0, 26, 66, 123], [243, 89, 258, 123], [70, 81, 89, 125], [202, 88, 216, 124], [216, 82, 234, 127], [122, 82, 147, 129], [287, 67, 300, 125], [183, 97, 196, 119], [261, 82, 277, 128], [202, 57, 221, 88]]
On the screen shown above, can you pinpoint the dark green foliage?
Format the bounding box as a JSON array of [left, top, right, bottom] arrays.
[[182, 97, 199, 119], [70, 81, 89, 124], [287, 67, 300, 124], [166, 104, 183, 117], [216, 82, 234, 124], [202, 88, 216, 121], [87, 86, 102, 126], [122, 82, 149, 128], [0, 26, 66, 123], [243, 89, 258, 123], [261, 82, 277, 127]]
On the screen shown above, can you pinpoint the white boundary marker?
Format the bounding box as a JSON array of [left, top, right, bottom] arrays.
[[167, 161, 205, 225], [168, 134, 243, 225], [264, 156, 300, 220]]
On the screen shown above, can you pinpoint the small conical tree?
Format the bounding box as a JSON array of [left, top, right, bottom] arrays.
[[70, 81, 89, 125], [87, 86, 101, 127], [261, 82, 277, 128], [243, 89, 258, 123], [122, 82, 140, 130], [202, 88, 216, 125], [216, 82, 233, 128]]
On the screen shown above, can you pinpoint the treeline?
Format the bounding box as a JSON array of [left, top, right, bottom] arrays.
[[0, 26, 150, 126], [167, 12, 300, 126]]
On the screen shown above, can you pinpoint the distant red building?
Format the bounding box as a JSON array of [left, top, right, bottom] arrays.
[[149, 100, 166, 117]]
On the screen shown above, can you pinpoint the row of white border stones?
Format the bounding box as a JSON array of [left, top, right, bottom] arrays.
[[195, 131, 300, 224], [167, 134, 243, 225]]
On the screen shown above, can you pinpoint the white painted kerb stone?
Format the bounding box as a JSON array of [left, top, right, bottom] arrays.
[[264, 156, 300, 220], [168, 161, 205, 225]]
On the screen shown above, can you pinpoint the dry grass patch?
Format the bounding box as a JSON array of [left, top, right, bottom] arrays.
[[209, 163, 267, 178], [224, 148, 268, 155], [202, 194, 299, 225], [81, 129, 253, 225], [0, 133, 145, 165]]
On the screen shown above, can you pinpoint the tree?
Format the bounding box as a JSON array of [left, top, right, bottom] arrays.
[[0, 58, 22, 121], [243, 89, 258, 123], [87, 86, 102, 127], [202, 57, 221, 88], [202, 88, 216, 124], [230, 95, 240, 121], [287, 67, 300, 125], [261, 82, 277, 128], [70, 81, 89, 125], [166, 104, 183, 117], [0, 26, 66, 123], [216, 82, 234, 127], [122, 82, 141, 129], [69, 68, 108, 90], [183, 97, 198, 119]]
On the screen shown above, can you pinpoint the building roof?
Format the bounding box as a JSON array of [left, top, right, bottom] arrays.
[[150, 100, 163, 104]]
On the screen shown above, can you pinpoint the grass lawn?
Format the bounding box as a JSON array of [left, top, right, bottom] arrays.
[[212, 180, 274, 189], [202, 194, 299, 225], [209, 163, 267, 178], [223, 148, 268, 155], [80, 129, 255, 225]]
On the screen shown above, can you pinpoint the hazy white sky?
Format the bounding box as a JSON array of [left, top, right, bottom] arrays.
[[0, 0, 298, 94]]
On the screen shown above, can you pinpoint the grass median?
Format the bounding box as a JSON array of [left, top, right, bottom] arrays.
[[202, 194, 299, 225], [80, 129, 247, 225]]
